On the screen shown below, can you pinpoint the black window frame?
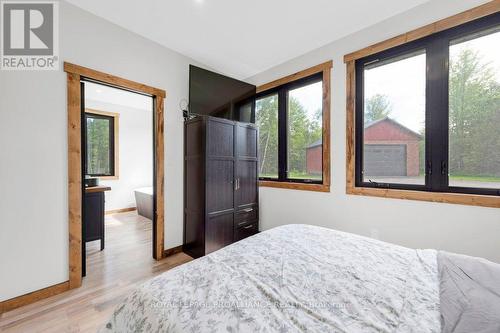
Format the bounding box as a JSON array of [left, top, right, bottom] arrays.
[[84, 112, 116, 177], [256, 72, 324, 184], [355, 12, 500, 197]]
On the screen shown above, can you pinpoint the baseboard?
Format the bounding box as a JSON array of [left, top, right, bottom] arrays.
[[105, 207, 137, 215], [0, 281, 70, 314], [163, 245, 183, 258]]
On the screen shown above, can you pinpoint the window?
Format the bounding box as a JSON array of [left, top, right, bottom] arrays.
[[449, 28, 500, 190], [85, 110, 119, 178], [256, 94, 279, 179], [256, 61, 331, 191], [353, 13, 500, 198], [362, 51, 426, 186], [288, 81, 323, 181]]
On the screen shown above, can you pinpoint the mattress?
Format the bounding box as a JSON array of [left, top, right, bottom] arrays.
[[100, 224, 442, 332]]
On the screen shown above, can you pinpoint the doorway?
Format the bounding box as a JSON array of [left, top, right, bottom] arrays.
[[81, 81, 155, 276], [64, 63, 166, 289]]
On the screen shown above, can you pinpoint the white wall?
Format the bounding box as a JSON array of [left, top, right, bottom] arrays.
[[85, 99, 153, 211], [0, 1, 203, 301], [247, 0, 500, 263]]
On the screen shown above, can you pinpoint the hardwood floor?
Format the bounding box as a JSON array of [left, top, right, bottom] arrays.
[[0, 212, 192, 332]]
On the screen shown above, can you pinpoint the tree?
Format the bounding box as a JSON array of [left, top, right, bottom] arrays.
[[86, 117, 111, 175], [256, 96, 279, 175], [256, 95, 322, 177], [287, 98, 322, 174], [364, 94, 392, 123], [449, 48, 500, 177]]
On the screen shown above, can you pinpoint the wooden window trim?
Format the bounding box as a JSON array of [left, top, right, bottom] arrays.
[[85, 108, 120, 180], [259, 180, 330, 192], [344, 3, 500, 209], [256, 61, 332, 192], [343, 0, 500, 63]]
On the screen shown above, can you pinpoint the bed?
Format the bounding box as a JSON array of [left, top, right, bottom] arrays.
[[100, 224, 500, 333]]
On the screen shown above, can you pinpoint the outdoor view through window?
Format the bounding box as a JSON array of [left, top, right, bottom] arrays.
[[363, 51, 426, 185], [256, 80, 323, 182], [256, 94, 279, 179], [449, 28, 500, 189], [86, 114, 113, 176], [287, 81, 323, 181]]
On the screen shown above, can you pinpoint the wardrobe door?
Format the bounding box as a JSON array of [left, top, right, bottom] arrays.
[[205, 117, 236, 253], [206, 118, 235, 214], [235, 122, 258, 209], [206, 159, 234, 213]]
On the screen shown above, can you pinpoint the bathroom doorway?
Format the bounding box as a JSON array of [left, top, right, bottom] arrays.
[[81, 80, 155, 277], [65, 63, 166, 289]]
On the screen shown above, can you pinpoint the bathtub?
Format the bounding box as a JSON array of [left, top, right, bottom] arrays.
[[134, 187, 153, 220]]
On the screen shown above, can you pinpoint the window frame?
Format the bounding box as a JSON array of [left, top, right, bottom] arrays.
[[84, 109, 120, 179], [257, 61, 332, 192], [345, 6, 500, 208], [355, 45, 429, 193]]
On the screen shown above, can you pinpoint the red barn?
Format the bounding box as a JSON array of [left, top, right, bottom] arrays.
[[306, 117, 422, 176], [306, 139, 323, 175], [363, 117, 422, 177]]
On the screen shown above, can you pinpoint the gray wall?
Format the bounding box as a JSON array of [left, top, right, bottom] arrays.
[[247, 0, 500, 263], [0, 1, 204, 301]]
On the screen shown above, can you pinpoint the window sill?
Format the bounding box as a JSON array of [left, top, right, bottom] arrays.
[[259, 180, 330, 193], [346, 186, 500, 208]]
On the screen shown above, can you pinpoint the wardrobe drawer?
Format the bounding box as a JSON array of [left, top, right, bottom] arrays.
[[234, 223, 258, 242], [235, 207, 257, 226]]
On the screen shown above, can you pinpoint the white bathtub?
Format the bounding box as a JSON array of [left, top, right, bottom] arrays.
[[134, 187, 153, 220]]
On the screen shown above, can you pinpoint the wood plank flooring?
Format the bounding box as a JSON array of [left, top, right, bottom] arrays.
[[0, 212, 192, 332]]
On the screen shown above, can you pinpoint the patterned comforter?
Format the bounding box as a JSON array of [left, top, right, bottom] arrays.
[[100, 224, 440, 332]]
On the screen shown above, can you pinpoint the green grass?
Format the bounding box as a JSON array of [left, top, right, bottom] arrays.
[[259, 173, 278, 179], [449, 175, 500, 182], [288, 172, 322, 180], [419, 171, 500, 183], [260, 171, 322, 181], [262, 173, 500, 183]]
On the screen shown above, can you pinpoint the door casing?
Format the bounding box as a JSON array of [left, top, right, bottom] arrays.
[[65, 62, 166, 289]]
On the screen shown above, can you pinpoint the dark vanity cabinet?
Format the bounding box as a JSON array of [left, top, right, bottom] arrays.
[[84, 191, 105, 250], [184, 116, 259, 258], [82, 186, 110, 277], [84, 186, 110, 250]]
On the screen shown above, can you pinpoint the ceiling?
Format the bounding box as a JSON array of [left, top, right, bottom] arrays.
[[66, 0, 434, 79]]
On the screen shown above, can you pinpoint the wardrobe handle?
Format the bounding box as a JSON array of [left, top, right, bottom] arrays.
[[242, 208, 253, 213], [243, 225, 253, 229]]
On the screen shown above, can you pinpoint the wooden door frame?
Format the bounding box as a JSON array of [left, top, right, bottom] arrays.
[[64, 62, 166, 289]]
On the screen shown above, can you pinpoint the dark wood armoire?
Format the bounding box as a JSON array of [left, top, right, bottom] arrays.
[[183, 116, 259, 258]]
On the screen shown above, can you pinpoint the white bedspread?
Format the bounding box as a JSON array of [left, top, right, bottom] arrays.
[[101, 224, 440, 332]]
